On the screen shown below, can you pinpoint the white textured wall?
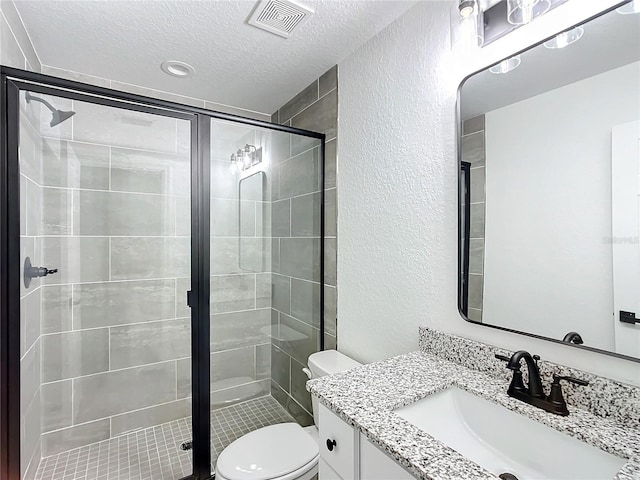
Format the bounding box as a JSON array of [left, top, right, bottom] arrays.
[[337, 0, 640, 385], [484, 62, 640, 351]]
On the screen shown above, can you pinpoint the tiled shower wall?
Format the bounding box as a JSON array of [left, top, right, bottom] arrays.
[[462, 115, 486, 321], [34, 99, 193, 458], [269, 66, 338, 425]]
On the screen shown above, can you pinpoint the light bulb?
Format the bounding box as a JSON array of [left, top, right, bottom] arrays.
[[489, 55, 521, 74], [459, 0, 476, 18], [544, 26, 584, 49], [507, 0, 550, 25], [617, 0, 640, 14]]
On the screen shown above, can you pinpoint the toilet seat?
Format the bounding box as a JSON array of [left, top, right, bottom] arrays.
[[215, 423, 319, 480]]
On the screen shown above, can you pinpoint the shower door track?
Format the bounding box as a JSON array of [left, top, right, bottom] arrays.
[[0, 66, 326, 480]]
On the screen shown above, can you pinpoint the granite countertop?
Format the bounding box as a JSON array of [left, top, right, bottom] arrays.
[[306, 351, 640, 480]]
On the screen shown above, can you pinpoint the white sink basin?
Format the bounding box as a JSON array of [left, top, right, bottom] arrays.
[[394, 387, 626, 480]]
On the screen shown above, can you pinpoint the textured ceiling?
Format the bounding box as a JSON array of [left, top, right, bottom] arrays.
[[15, 0, 416, 114]]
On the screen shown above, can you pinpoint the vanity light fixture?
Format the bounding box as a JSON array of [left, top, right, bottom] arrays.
[[453, 0, 484, 51], [507, 0, 551, 25], [543, 26, 584, 49], [489, 54, 521, 74], [617, 0, 640, 14], [229, 144, 262, 174]]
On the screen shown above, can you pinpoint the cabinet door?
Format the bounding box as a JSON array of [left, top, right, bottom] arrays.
[[360, 434, 416, 479], [319, 404, 358, 479], [320, 458, 344, 480]]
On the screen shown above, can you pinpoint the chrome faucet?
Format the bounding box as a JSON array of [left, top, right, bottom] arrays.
[[495, 350, 588, 416]]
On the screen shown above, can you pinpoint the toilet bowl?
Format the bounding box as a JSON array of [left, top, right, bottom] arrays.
[[215, 350, 361, 480]]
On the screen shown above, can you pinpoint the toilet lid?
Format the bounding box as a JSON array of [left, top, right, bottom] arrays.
[[216, 423, 318, 480]]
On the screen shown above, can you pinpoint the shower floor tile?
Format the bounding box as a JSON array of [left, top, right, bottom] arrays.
[[35, 396, 296, 480]]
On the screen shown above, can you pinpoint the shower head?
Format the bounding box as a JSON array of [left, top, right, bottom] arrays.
[[25, 91, 76, 127]]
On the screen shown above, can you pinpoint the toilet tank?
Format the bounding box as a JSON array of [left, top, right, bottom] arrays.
[[305, 350, 361, 426]]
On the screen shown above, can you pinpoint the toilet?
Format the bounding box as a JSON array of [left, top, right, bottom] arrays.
[[215, 350, 361, 480]]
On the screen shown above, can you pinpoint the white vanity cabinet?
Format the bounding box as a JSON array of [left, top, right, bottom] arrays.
[[318, 403, 415, 480]]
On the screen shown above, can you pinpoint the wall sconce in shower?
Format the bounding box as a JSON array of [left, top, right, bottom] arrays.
[[544, 26, 584, 49], [229, 144, 262, 174]]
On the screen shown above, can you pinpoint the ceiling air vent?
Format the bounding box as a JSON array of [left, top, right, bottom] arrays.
[[247, 0, 314, 38]]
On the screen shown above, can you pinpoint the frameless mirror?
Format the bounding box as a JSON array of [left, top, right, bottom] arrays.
[[458, 2, 640, 361]]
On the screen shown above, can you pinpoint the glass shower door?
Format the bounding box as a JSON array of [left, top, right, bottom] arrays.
[[17, 86, 195, 480]]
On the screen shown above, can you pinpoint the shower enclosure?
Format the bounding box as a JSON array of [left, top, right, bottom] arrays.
[[0, 67, 326, 480]]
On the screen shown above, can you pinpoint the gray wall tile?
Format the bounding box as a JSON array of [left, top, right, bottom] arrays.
[[110, 398, 191, 436], [324, 238, 336, 287], [41, 237, 110, 284], [72, 102, 179, 153], [470, 167, 485, 204], [325, 188, 336, 237], [274, 314, 319, 366], [210, 379, 270, 410], [177, 358, 191, 399], [42, 329, 109, 382], [110, 318, 190, 369], [41, 66, 111, 88], [20, 175, 26, 236], [19, 115, 41, 184], [211, 346, 256, 388], [278, 81, 318, 123], [211, 274, 256, 313], [22, 288, 40, 356], [272, 199, 291, 237], [111, 237, 190, 279], [291, 192, 321, 238], [41, 138, 110, 190], [212, 199, 255, 237], [41, 419, 110, 457], [469, 239, 484, 275], [324, 333, 337, 351], [42, 187, 72, 235], [41, 380, 72, 432], [111, 148, 189, 195], [280, 238, 320, 282], [210, 308, 271, 353], [26, 179, 41, 237], [468, 274, 484, 310], [73, 279, 176, 329], [73, 362, 177, 424], [20, 339, 40, 418], [271, 345, 290, 392], [470, 204, 485, 238], [319, 66, 338, 97], [463, 115, 485, 135], [272, 274, 291, 314], [462, 131, 485, 167], [325, 139, 336, 190], [324, 286, 337, 337], [291, 89, 337, 140], [255, 343, 271, 379], [21, 390, 40, 480], [176, 277, 191, 318], [290, 278, 320, 328], [256, 273, 271, 308], [73, 190, 174, 236], [276, 148, 321, 199]]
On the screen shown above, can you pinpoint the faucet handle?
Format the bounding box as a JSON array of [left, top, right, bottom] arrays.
[[495, 354, 511, 362], [552, 375, 589, 387]]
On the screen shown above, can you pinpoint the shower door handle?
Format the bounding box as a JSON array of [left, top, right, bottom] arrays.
[[187, 290, 193, 308]]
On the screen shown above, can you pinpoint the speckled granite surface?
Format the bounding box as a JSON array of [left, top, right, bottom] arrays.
[[307, 350, 640, 480], [419, 327, 640, 427]]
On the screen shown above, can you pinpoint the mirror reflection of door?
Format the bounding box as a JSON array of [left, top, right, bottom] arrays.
[[612, 120, 640, 357]]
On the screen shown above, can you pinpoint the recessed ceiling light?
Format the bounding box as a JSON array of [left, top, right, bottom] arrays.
[[160, 61, 195, 78]]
